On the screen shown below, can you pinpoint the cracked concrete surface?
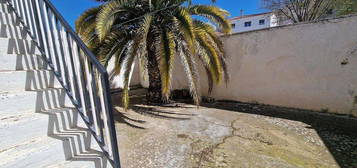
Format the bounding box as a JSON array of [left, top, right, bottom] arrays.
[[112, 94, 357, 168]]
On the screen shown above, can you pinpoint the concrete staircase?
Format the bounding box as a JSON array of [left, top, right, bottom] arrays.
[[0, 1, 110, 167]]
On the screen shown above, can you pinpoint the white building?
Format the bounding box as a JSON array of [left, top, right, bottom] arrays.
[[230, 12, 278, 33]]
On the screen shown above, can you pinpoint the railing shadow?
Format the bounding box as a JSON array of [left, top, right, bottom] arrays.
[[23, 61, 110, 167], [8, 30, 110, 168], [201, 100, 357, 168], [0, 24, 29, 39], [37, 108, 109, 168], [6, 36, 39, 55], [0, 7, 20, 26]]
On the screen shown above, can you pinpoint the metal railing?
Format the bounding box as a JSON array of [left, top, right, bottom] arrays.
[[6, 0, 121, 167]]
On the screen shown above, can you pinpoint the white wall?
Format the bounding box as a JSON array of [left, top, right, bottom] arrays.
[[205, 15, 357, 116], [230, 13, 278, 33], [108, 58, 141, 89], [137, 15, 357, 117]]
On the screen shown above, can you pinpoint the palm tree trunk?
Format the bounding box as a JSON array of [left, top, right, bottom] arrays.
[[146, 45, 163, 104]]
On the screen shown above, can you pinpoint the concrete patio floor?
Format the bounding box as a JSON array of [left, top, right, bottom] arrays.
[[111, 92, 357, 168]]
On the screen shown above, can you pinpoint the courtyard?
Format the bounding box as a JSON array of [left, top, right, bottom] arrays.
[[112, 89, 357, 168]]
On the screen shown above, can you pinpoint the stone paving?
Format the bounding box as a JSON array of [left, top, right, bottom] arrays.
[[111, 93, 357, 168]]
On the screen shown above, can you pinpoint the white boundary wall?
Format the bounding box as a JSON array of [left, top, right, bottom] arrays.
[[138, 15, 357, 117]]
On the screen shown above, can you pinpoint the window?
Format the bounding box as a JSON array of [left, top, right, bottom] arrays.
[[259, 19, 265, 25], [231, 23, 236, 29], [244, 21, 252, 27]]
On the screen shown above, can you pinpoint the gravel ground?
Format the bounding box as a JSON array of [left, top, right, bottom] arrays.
[[205, 100, 357, 168], [112, 90, 357, 168]]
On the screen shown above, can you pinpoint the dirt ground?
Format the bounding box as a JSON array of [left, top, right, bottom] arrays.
[[111, 90, 357, 168]]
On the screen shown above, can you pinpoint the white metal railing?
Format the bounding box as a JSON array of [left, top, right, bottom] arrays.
[[6, 0, 121, 167]]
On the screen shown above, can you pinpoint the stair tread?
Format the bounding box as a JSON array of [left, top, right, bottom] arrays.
[[0, 135, 65, 167], [0, 108, 76, 150], [0, 134, 99, 168], [0, 106, 102, 168], [0, 70, 60, 92], [0, 54, 48, 71], [44, 159, 100, 168], [0, 87, 68, 115], [0, 12, 20, 25], [0, 69, 52, 72], [0, 22, 24, 27], [0, 25, 31, 40], [0, 36, 35, 40], [0, 37, 40, 55], [0, 86, 63, 93]]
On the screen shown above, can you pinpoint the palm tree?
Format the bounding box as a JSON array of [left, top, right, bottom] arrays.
[[76, 0, 231, 109]]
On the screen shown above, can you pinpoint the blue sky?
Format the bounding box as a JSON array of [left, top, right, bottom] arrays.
[[50, 0, 268, 27]]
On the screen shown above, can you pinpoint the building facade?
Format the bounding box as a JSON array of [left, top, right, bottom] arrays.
[[230, 12, 279, 33]]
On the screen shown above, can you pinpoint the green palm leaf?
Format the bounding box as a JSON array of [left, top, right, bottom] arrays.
[[76, 0, 232, 107]]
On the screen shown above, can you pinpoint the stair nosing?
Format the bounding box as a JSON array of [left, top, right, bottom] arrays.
[[0, 86, 65, 95], [0, 69, 53, 73]]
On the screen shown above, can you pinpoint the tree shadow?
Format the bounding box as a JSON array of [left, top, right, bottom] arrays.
[[112, 108, 147, 130], [201, 100, 357, 168], [130, 105, 194, 120], [111, 91, 196, 129]]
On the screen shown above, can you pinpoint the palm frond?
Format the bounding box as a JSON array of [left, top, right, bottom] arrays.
[[189, 5, 232, 34], [75, 6, 101, 35], [121, 44, 136, 110], [194, 21, 229, 83], [174, 7, 196, 54], [179, 44, 200, 105], [123, 14, 153, 109], [158, 29, 176, 100], [136, 14, 153, 76], [195, 40, 218, 83], [100, 36, 129, 68], [96, 0, 127, 41], [77, 0, 231, 107], [196, 30, 223, 84]]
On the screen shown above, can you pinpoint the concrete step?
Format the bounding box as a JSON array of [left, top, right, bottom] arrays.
[[0, 1, 14, 14], [0, 24, 31, 40], [0, 70, 60, 92], [0, 135, 66, 168], [0, 54, 47, 70], [0, 107, 108, 168], [45, 158, 107, 168], [0, 108, 77, 150], [0, 37, 40, 55], [0, 13, 20, 26], [0, 88, 68, 115], [0, 134, 100, 168]]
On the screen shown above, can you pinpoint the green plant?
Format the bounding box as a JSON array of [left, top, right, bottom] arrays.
[[262, 0, 336, 23], [76, 0, 231, 109], [321, 108, 329, 113], [335, 0, 357, 16]]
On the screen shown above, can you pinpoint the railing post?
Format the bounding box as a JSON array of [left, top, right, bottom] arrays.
[[30, 0, 44, 55], [102, 72, 122, 168]]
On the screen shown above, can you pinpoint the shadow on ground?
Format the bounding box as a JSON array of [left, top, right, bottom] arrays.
[[112, 88, 357, 168], [112, 93, 195, 129], [202, 101, 357, 168]]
